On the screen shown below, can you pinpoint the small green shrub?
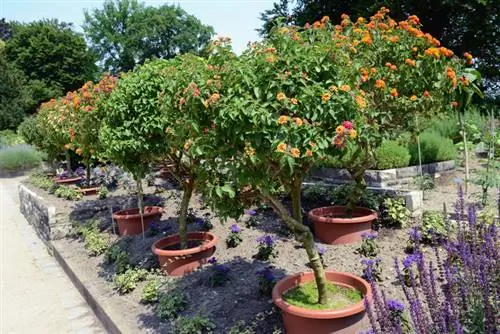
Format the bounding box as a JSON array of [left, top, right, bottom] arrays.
[[105, 244, 129, 274], [54, 185, 82, 201], [409, 131, 457, 165], [381, 197, 410, 228], [174, 315, 215, 334], [375, 141, 411, 169], [29, 174, 55, 191], [141, 278, 159, 303], [427, 116, 460, 142], [18, 116, 42, 146], [114, 267, 148, 294], [98, 186, 109, 199], [0, 129, 25, 147], [413, 175, 435, 191], [330, 184, 382, 211], [75, 220, 108, 256], [421, 211, 446, 244], [0, 144, 42, 171], [157, 292, 187, 321], [228, 321, 256, 334]]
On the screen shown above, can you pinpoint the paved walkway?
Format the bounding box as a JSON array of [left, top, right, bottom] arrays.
[[0, 176, 104, 334]]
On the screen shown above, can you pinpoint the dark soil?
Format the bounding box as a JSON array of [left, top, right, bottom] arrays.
[[23, 156, 493, 333]]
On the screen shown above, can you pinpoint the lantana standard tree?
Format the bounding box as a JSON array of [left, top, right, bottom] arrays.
[[66, 75, 118, 186], [100, 60, 175, 236], [198, 8, 480, 306]]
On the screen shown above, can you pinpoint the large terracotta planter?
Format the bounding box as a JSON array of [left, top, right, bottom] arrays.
[[272, 271, 371, 334], [112, 206, 163, 236], [54, 176, 82, 185], [151, 232, 218, 276], [309, 206, 377, 245]]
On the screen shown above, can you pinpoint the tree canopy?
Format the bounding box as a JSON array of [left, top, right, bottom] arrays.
[[6, 20, 97, 94], [83, 0, 214, 73], [259, 0, 499, 98]]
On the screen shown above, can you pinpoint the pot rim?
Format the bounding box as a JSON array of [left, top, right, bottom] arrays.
[[272, 271, 372, 319], [151, 231, 218, 257], [54, 176, 83, 183], [112, 206, 163, 220], [78, 186, 101, 192], [308, 206, 377, 224]]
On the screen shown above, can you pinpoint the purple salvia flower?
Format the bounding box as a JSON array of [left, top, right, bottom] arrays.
[[364, 297, 379, 334], [408, 227, 421, 242], [316, 244, 326, 256], [230, 224, 241, 233], [386, 299, 404, 312], [207, 257, 217, 264]]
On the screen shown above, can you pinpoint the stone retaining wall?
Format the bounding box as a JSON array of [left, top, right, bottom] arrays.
[[310, 160, 455, 188], [18, 184, 70, 240]]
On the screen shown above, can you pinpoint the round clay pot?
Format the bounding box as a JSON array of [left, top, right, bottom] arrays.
[[308, 206, 377, 245], [78, 187, 100, 196], [112, 206, 163, 236], [272, 271, 372, 334], [54, 176, 83, 185], [151, 232, 218, 276]]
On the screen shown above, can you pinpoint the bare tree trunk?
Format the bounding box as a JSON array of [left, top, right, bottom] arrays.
[[65, 149, 71, 172], [136, 177, 145, 240], [459, 113, 469, 194], [178, 177, 194, 249]]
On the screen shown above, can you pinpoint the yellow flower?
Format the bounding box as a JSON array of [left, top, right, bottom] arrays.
[[290, 148, 300, 158], [276, 142, 287, 153], [322, 93, 331, 102], [336, 125, 345, 134], [390, 88, 398, 97], [277, 92, 287, 101], [290, 98, 298, 105], [410, 95, 417, 101], [293, 117, 303, 126], [350, 129, 357, 139], [329, 85, 338, 93], [244, 146, 255, 157], [278, 115, 288, 125], [340, 84, 351, 92], [211, 93, 220, 102]]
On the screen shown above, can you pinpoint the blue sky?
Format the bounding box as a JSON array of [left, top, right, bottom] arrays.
[[1, 0, 275, 54]]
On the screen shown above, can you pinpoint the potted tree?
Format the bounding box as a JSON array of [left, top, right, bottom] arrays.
[[195, 23, 371, 334], [36, 96, 82, 184], [296, 9, 480, 245], [99, 63, 167, 236], [68, 75, 118, 195], [150, 53, 222, 276]]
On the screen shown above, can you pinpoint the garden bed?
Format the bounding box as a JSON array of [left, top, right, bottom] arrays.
[[18, 176, 424, 333]]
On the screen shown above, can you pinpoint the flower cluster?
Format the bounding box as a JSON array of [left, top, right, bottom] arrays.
[[256, 266, 278, 297], [207, 257, 231, 287], [255, 235, 277, 261], [332, 121, 357, 148], [225, 224, 243, 248]]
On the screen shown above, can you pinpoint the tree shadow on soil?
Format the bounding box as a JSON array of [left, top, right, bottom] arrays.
[[136, 256, 286, 333]]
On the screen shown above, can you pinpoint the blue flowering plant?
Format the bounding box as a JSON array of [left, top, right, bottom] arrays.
[[363, 184, 499, 333], [358, 232, 379, 258], [243, 209, 259, 228], [207, 257, 231, 287], [256, 266, 278, 297], [361, 257, 382, 282], [194, 215, 213, 232], [148, 222, 170, 237], [316, 244, 327, 267], [225, 224, 243, 248], [405, 227, 421, 254], [255, 235, 277, 261]]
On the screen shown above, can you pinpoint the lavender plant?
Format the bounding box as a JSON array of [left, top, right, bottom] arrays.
[[363, 184, 499, 333], [226, 224, 243, 248], [255, 235, 277, 261]]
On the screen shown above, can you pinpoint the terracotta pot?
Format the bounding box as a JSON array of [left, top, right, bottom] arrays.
[[54, 176, 82, 185], [272, 271, 372, 334], [309, 206, 377, 245], [112, 206, 163, 236], [77, 186, 100, 196], [151, 232, 218, 276]]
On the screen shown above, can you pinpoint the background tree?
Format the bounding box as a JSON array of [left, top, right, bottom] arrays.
[[0, 47, 32, 129], [5, 20, 97, 111], [83, 0, 214, 73], [0, 18, 12, 40], [259, 0, 499, 98]]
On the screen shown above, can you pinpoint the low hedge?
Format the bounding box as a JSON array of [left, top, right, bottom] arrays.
[[375, 140, 411, 170], [409, 131, 457, 165], [0, 144, 42, 171]]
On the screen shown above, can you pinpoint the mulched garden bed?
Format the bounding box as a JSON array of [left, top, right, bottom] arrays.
[[24, 175, 442, 333]]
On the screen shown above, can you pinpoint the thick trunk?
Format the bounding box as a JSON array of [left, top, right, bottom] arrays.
[[65, 149, 71, 172], [178, 177, 194, 249], [346, 166, 368, 214], [263, 188, 329, 305], [136, 177, 145, 240], [85, 158, 91, 188]]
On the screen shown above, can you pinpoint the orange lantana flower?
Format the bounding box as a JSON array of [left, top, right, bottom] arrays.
[[410, 95, 417, 101], [293, 117, 303, 126], [405, 59, 416, 67], [375, 80, 386, 89], [305, 149, 313, 157], [390, 88, 398, 97], [276, 142, 287, 153], [340, 84, 351, 92], [278, 115, 288, 125], [322, 93, 331, 102], [290, 98, 298, 105], [277, 92, 287, 101], [290, 148, 301, 158]]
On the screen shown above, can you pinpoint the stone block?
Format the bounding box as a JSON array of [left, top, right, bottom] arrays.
[[396, 165, 420, 179], [403, 190, 423, 212]]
